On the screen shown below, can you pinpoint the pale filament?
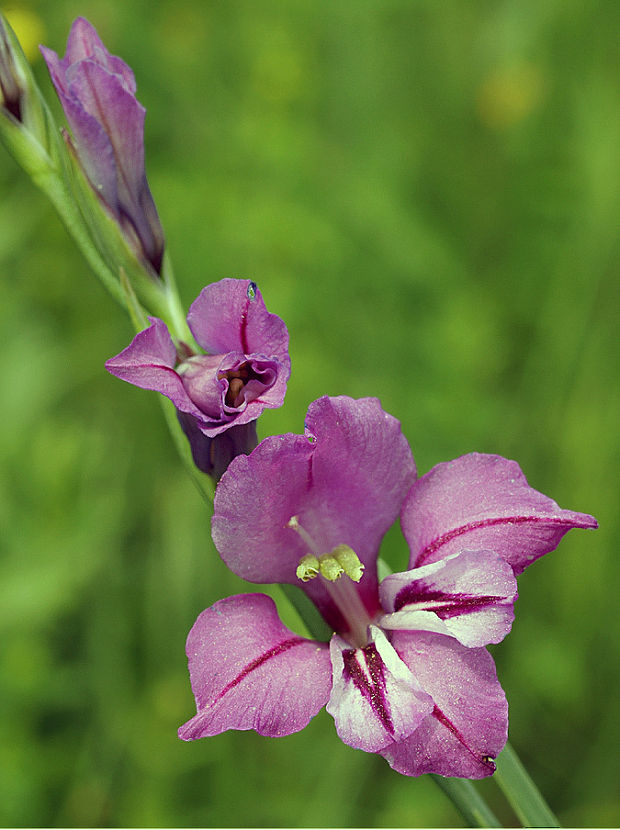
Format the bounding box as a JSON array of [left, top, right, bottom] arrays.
[[287, 515, 373, 647]]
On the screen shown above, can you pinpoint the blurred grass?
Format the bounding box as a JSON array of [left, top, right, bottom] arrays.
[[1, 0, 618, 826]]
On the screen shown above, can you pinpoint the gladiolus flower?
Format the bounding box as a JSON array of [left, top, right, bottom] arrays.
[[106, 278, 290, 479], [179, 396, 597, 777]]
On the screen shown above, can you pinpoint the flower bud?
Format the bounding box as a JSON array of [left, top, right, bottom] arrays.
[[0, 16, 23, 122], [177, 413, 258, 481], [40, 18, 165, 275], [0, 11, 51, 157]]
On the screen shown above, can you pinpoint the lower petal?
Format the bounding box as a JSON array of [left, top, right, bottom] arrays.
[[179, 593, 331, 740], [326, 626, 433, 753], [382, 631, 508, 778]]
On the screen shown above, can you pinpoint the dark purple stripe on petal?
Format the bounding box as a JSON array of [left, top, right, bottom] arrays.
[[213, 636, 306, 705], [415, 514, 596, 568], [432, 704, 496, 773], [239, 292, 251, 354], [394, 585, 506, 618], [342, 643, 394, 736]]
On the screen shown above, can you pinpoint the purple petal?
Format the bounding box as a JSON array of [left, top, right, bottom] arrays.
[[40, 41, 118, 210], [64, 60, 163, 266], [61, 18, 104, 64], [177, 354, 227, 419], [382, 631, 508, 778], [38, 67, 120, 213], [177, 350, 284, 436], [62, 18, 137, 93], [326, 626, 433, 753], [66, 61, 145, 192], [403, 453, 597, 574], [40, 18, 163, 272], [105, 318, 205, 421], [212, 396, 417, 632], [177, 413, 258, 480], [178, 593, 331, 740], [379, 550, 517, 647], [187, 279, 289, 361], [0, 17, 23, 121]]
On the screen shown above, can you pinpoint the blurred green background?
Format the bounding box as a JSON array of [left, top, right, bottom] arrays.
[[1, 0, 618, 826]]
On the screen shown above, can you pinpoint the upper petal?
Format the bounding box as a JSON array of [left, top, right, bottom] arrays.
[[326, 626, 433, 753], [212, 396, 417, 630], [379, 549, 517, 646], [178, 593, 331, 740], [403, 453, 597, 573], [63, 18, 137, 93], [65, 61, 145, 197], [105, 317, 205, 420], [187, 279, 290, 362], [381, 631, 508, 778], [42, 19, 163, 270]]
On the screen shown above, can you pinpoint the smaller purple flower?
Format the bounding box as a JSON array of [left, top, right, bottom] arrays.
[[178, 396, 597, 777], [40, 17, 164, 273], [106, 278, 290, 478]]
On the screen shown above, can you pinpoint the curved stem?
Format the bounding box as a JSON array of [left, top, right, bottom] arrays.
[[493, 742, 560, 828], [430, 776, 502, 827], [158, 395, 214, 505]]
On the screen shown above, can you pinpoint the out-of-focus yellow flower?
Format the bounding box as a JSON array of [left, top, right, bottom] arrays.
[[477, 63, 545, 130]]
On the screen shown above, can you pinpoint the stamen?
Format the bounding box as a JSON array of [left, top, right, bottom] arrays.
[[289, 516, 372, 647], [294, 544, 365, 585], [226, 377, 245, 406], [296, 554, 320, 582], [331, 544, 365, 582], [318, 555, 344, 581], [221, 363, 251, 407], [287, 515, 319, 552], [325, 577, 372, 648]]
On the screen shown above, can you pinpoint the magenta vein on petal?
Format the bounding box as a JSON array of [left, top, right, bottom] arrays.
[[414, 514, 592, 567], [212, 637, 306, 706]]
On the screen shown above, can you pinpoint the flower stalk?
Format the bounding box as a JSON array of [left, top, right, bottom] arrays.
[[494, 742, 560, 828], [430, 776, 502, 828]]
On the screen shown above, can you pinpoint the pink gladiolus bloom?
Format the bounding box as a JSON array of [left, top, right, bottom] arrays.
[[106, 279, 290, 479], [178, 396, 596, 777]]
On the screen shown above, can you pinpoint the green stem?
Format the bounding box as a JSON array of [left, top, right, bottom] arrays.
[[493, 741, 560, 828], [158, 395, 215, 504], [35, 167, 127, 308], [430, 776, 502, 828]]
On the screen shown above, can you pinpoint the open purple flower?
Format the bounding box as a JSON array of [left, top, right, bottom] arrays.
[[179, 395, 596, 777], [106, 278, 290, 479], [40, 17, 164, 273]]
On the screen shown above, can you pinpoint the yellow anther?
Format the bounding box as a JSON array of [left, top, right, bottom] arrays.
[[331, 544, 365, 582], [296, 554, 320, 582], [294, 539, 365, 585], [318, 555, 344, 582]]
